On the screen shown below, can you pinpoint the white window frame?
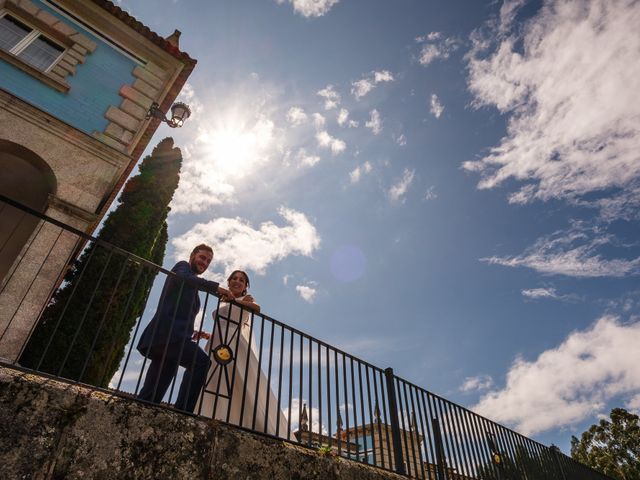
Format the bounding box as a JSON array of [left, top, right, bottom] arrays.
[[0, 10, 65, 73]]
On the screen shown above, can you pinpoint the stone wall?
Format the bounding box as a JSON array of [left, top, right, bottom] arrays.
[[0, 366, 405, 480]]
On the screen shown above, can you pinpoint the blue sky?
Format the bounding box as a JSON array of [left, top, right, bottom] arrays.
[[115, 0, 640, 453]]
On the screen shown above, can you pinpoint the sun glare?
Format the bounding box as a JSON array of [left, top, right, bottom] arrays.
[[197, 114, 275, 178]]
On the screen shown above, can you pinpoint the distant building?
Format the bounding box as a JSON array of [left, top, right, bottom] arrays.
[[293, 404, 474, 479], [0, 0, 196, 361]]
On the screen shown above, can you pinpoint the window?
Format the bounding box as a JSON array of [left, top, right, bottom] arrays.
[[0, 13, 64, 72]]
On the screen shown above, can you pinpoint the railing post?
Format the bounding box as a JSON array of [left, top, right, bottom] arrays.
[[384, 367, 406, 475], [550, 445, 567, 480], [431, 417, 447, 480]]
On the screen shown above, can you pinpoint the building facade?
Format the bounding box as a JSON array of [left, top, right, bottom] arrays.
[[0, 0, 196, 361]]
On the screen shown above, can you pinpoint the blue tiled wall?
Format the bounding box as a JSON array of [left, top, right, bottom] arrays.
[[0, 0, 137, 134]]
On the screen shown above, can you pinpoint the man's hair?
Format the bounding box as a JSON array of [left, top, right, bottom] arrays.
[[190, 244, 213, 257]]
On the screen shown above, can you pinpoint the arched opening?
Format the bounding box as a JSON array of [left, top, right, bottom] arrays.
[[0, 140, 57, 284]]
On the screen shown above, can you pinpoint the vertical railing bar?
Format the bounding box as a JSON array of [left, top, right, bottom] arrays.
[[237, 301, 255, 426], [57, 247, 115, 378], [334, 349, 342, 457], [418, 388, 438, 471], [364, 364, 376, 467], [414, 387, 432, 469], [379, 369, 394, 471], [504, 425, 527, 479], [308, 337, 313, 445], [77, 252, 130, 382], [102, 262, 144, 388], [371, 368, 386, 469], [400, 380, 419, 477], [384, 370, 405, 475], [286, 328, 294, 441], [251, 314, 266, 430], [116, 265, 153, 391], [133, 275, 179, 397], [444, 402, 466, 479], [171, 290, 207, 410], [349, 357, 359, 459], [521, 435, 543, 479], [223, 302, 245, 423], [263, 318, 276, 434], [342, 352, 350, 456], [209, 300, 233, 417], [325, 344, 332, 449], [460, 408, 482, 478], [356, 361, 367, 463], [317, 342, 322, 447], [196, 296, 221, 416], [192, 293, 212, 417], [408, 384, 426, 479], [397, 378, 413, 476], [298, 334, 304, 445], [0, 214, 46, 298], [450, 404, 473, 478], [431, 415, 449, 480], [431, 395, 452, 480], [35, 239, 98, 371], [275, 323, 285, 438], [435, 396, 457, 479], [478, 415, 502, 479], [0, 207, 26, 254]]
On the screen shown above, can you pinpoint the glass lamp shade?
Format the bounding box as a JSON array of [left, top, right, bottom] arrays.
[[169, 102, 191, 128]]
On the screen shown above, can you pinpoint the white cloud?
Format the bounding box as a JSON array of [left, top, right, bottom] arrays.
[[336, 108, 357, 127], [351, 70, 395, 99], [315, 130, 346, 155], [172, 207, 321, 278], [395, 133, 407, 146], [296, 282, 318, 303], [388, 168, 415, 203], [460, 374, 494, 393], [627, 393, 640, 414], [430, 93, 444, 118], [275, 0, 339, 18], [415, 32, 460, 66], [286, 106, 308, 125], [424, 185, 437, 200], [349, 161, 372, 184], [473, 316, 640, 435], [464, 0, 640, 219], [312, 112, 326, 128], [365, 109, 382, 135], [521, 287, 559, 299], [294, 148, 320, 167], [482, 222, 640, 278], [373, 70, 394, 83], [282, 274, 292, 286], [317, 84, 341, 110]]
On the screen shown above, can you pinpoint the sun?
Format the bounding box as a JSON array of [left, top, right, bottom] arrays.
[[197, 114, 275, 178]]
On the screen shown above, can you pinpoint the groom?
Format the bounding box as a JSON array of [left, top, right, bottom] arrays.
[[137, 244, 231, 412]]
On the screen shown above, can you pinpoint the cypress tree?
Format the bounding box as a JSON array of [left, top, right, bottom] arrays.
[[20, 138, 182, 387]]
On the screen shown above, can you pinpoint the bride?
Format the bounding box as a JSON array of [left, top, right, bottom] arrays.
[[194, 270, 287, 437]]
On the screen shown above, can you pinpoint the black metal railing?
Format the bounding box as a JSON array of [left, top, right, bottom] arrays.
[[0, 194, 611, 480]]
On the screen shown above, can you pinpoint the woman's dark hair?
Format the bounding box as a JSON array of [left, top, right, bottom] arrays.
[[227, 270, 250, 295]]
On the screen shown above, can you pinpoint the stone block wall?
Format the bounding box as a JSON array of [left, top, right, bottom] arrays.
[[0, 366, 405, 480]]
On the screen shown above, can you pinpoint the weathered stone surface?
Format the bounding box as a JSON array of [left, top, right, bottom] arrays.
[[0, 366, 405, 480], [105, 106, 141, 133]]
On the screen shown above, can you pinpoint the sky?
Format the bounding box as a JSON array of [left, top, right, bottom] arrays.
[[113, 0, 640, 454]]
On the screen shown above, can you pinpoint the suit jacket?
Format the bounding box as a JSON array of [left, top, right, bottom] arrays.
[[137, 261, 219, 356]]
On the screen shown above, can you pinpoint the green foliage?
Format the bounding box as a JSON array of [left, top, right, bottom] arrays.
[[571, 408, 640, 480], [20, 138, 181, 387]]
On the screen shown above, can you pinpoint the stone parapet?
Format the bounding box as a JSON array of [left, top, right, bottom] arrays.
[[0, 366, 404, 480]]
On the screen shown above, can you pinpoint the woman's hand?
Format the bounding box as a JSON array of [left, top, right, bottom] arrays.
[[192, 331, 211, 341], [243, 294, 255, 303]]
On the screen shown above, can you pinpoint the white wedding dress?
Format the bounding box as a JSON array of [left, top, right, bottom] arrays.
[[195, 297, 288, 437]]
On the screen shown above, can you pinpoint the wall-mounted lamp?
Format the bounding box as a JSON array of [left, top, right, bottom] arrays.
[[146, 101, 191, 128]]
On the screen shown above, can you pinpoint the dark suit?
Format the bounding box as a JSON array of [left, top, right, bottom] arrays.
[[137, 261, 219, 412]]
